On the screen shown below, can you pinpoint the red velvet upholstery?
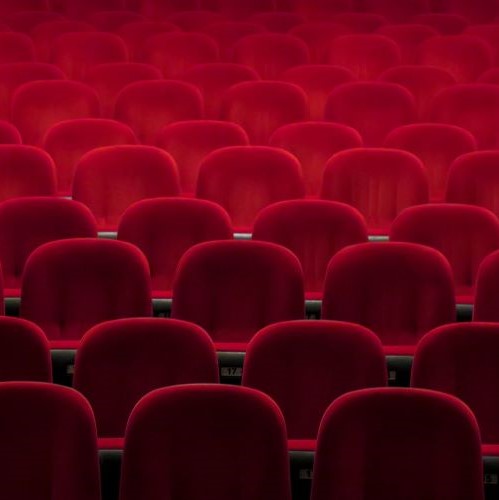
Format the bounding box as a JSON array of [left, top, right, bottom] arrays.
[[253, 200, 368, 297], [361, 0, 431, 22], [0, 197, 97, 294], [74, 318, 219, 437], [0, 0, 49, 14], [474, 250, 499, 321], [196, 146, 305, 231], [478, 67, 499, 84], [21, 238, 152, 345], [73, 145, 180, 230], [243, 320, 387, 439], [417, 35, 493, 83], [0, 145, 56, 202], [222, 81, 308, 145], [322, 242, 456, 352], [270, 122, 362, 196], [281, 65, 356, 120], [412, 13, 468, 34], [12, 80, 100, 146], [321, 148, 428, 234], [437, 0, 499, 23], [118, 198, 232, 296], [0, 121, 20, 144], [88, 11, 145, 31], [283, 0, 353, 20], [171, 240, 304, 348], [143, 32, 220, 78], [431, 85, 499, 148], [44, 118, 138, 195], [56, 0, 126, 17], [0, 382, 101, 500], [391, 204, 499, 303], [446, 151, 499, 217], [413, 322, 499, 450], [119, 384, 291, 500], [384, 124, 477, 200], [183, 63, 259, 119], [325, 82, 417, 146], [5, 11, 63, 33], [139, 0, 200, 16], [204, 0, 277, 19], [377, 24, 438, 64], [156, 120, 249, 194], [465, 24, 499, 65], [167, 11, 226, 31], [0, 317, 51, 381], [327, 34, 400, 79], [85, 62, 162, 117], [380, 66, 456, 120], [311, 388, 484, 500], [0, 62, 64, 120], [0, 33, 34, 65], [330, 12, 388, 32], [114, 81, 203, 144], [248, 12, 305, 32], [233, 33, 310, 80]]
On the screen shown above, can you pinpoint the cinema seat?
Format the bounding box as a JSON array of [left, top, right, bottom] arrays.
[[0, 33, 35, 64], [478, 67, 499, 84], [21, 238, 152, 348], [139, 0, 200, 16], [222, 81, 308, 145], [44, 118, 138, 195], [311, 388, 483, 500], [167, 10, 225, 31], [118, 198, 233, 297], [465, 24, 499, 64], [119, 385, 291, 500], [412, 13, 468, 34], [321, 148, 428, 234], [171, 240, 304, 350], [72, 145, 180, 230], [330, 12, 388, 32], [473, 250, 499, 321], [281, 65, 356, 120], [196, 146, 305, 232], [0, 197, 97, 295], [12, 81, 100, 146], [0, 145, 56, 202], [73, 318, 219, 440], [88, 11, 144, 31], [325, 82, 417, 146], [5, 11, 64, 32], [114, 81, 203, 144], [243, 320, 386, 447], [0, 383, 101, 500], [248, 12, 305, 33], [327, 34, 401, 80], [362, 0, 431, 22], [0, 121, 21, 144], [205, 0, 277, 19], [155, 120, 249, 194], [384, 124, 477, 200], [322, 242, 455, 354], [283, 0, 353, 20], [438, 0, 499, 23], [431, 84, 499, 148], [56, 0, 127, 17], [0, 0, 49, 14]]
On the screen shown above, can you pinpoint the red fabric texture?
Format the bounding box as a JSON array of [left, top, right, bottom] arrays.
[[474, 250, 499, 321]]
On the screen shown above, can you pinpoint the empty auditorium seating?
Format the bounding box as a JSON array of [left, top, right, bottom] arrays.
[[44, 118, 138, 195], [248, 12, 305, 32], [21, 238, 152, 348], [0, 33, 35, 64], [384, 124, 477, 200], [0, 383, 101, 500], [391, 204, 499, 303], [205, 0, 277, 19], [88, 11, 145, 31], [196, 146, 305, 232], [118, 198, 233, 296], [56, 0, 127, 17], [446, 152, 499, 218], [417, 35, 493, 83], [12, 80, 100, 146], [183, 63, 259, 119], [222, 81, 308, 145], [327, 34, 401, 80], [0, 121, 20, 144], [139, 0, 201, 17], [233, 33, 310, 79], [114, 81, 203, 144], [155, 120, 249, 194], [330, 12, 388, 32], [72, 145, 180, 230], [478, 67, 499, 84], [119, 385, 291, 500], [269, 122, 362, 196], [0, 145, 56, 202], [171, 241, 304, 349], [321, 149, 428, 234], [243, 320, 386, 444], [412, 322, 499, 454], [380, 66, 457, 120], [281, 65, 356, 120], [5, 10, 63, 32], [0, 317, 51, 381], [0, 197, 97, 295], [253, 200, 368, 297], [377, 24, 439, 63], [143, 32, 220, 78], [73, 318, 219, 439], [412, 13, 468, 34], [51, 32, 128, 81], [0, 0, 50, 15], [362, 0, 431, 22], [167, 10, 226, 31], [325, 82, 417, 146], [322, 242, 455, 353], [284, 0, 353, 20], [311, 388, 483, 500], [438, 0, 499, 23], [431, 84, 499, 148], [473, 250, 499, 321], [465, 24, 499, 64]]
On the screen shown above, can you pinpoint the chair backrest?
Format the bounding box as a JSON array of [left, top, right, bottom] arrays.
[[474, 250, 499, 321]]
